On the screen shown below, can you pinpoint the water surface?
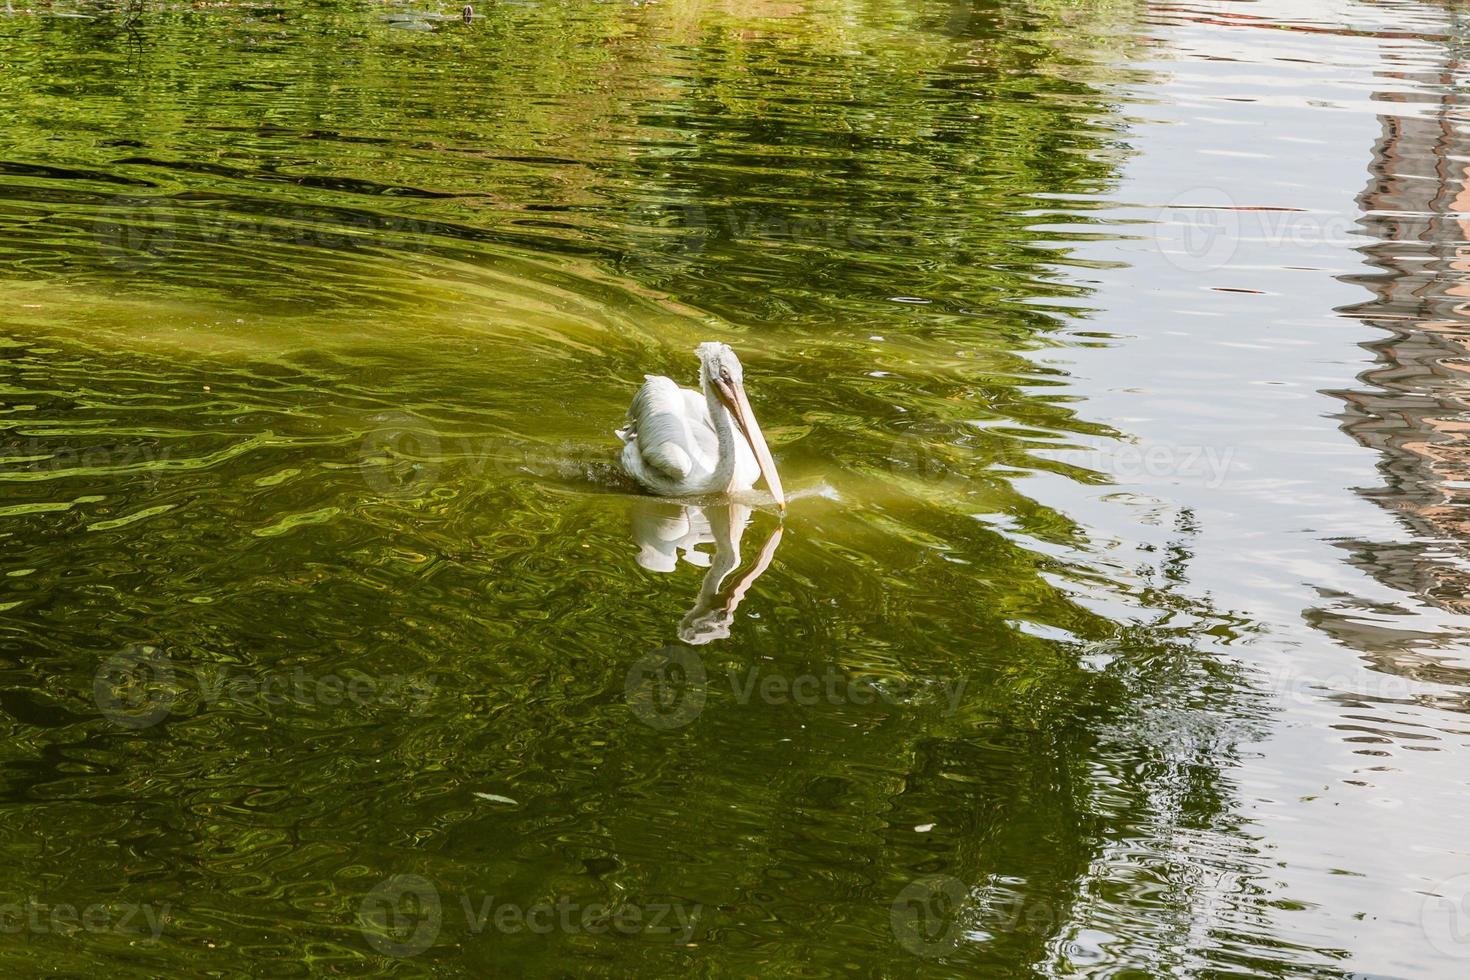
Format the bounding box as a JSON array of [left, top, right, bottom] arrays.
[[0, 0, 1467, 976]]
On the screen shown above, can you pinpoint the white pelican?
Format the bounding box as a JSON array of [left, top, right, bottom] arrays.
[[617, 342, 786, 511]]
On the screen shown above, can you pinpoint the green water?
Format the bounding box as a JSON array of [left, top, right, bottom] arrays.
[[1, 0, 1467, 976]]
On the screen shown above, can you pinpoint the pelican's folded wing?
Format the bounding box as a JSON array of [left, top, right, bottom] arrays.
[[624, 375, 698, 480]]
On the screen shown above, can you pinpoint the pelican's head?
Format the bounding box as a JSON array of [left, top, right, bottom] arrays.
[[696, 342, 786, 512], [696, 342, 743, 387]]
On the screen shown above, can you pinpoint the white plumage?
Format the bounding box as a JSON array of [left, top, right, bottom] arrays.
[[617, 343, 785, 509]]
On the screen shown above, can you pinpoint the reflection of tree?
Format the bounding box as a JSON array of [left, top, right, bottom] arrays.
[[619, 0, 1140, 326], [1326, 24, 1470, 670], [0, 0, 1138, 316]]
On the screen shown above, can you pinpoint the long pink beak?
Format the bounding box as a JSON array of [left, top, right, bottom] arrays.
[[717, 380, 786, 512]]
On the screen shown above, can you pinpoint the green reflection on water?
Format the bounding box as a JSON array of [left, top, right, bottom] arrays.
[[0, 1, 1320, 976]]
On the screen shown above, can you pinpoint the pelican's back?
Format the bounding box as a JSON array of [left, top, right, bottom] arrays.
[[618, 376, 715, 491]]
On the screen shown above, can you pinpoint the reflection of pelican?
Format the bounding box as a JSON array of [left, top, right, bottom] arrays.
[[617, 343, 786, 511], [629, 499, 783, 644]]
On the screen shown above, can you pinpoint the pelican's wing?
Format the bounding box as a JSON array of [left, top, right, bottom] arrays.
[[620, 375, 712, 481]]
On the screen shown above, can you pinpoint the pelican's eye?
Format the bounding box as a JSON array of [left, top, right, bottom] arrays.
[[719, 368, 733, 384]]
